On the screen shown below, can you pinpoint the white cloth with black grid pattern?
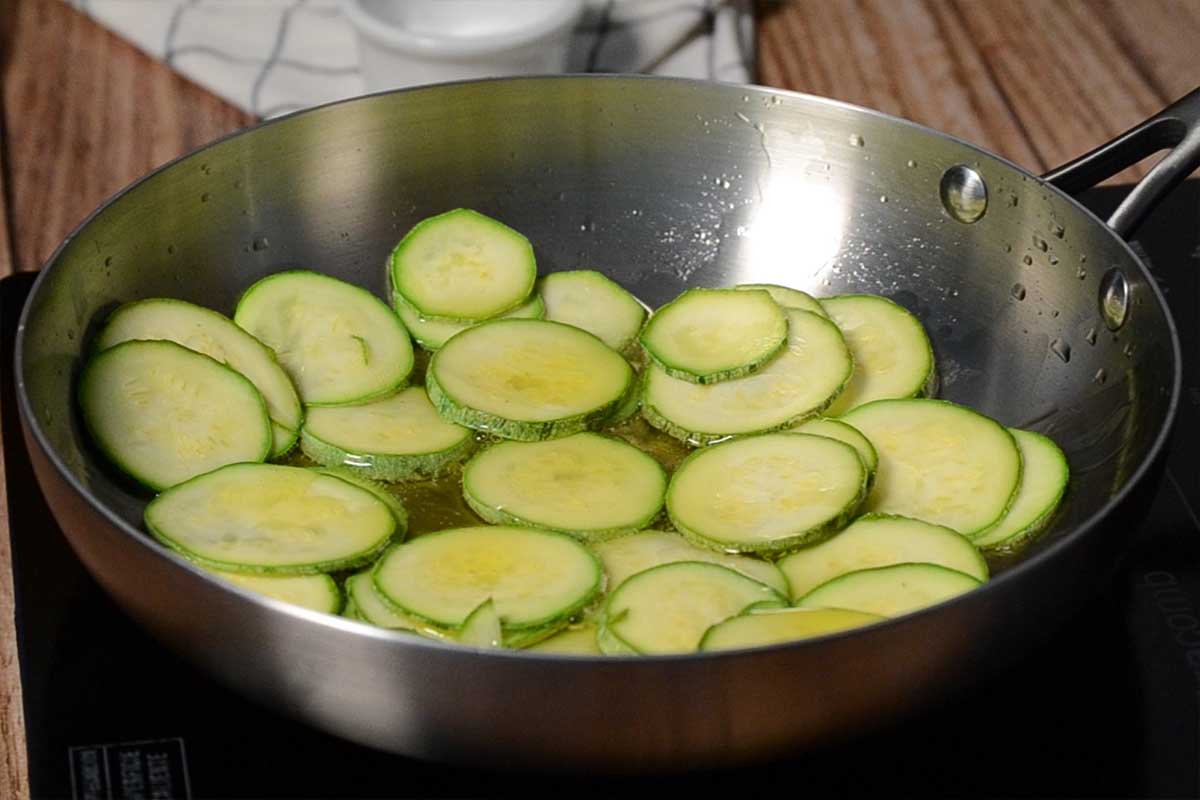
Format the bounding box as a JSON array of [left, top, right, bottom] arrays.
[[63, 0, 754, 119]]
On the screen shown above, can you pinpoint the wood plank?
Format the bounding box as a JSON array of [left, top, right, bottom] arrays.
[[1096, 0, 1200, 102], [947, 0, 1166, 182], [2, 0, 253, 274], [756, 0, 1041, 169], [0, 109, 27, 800]]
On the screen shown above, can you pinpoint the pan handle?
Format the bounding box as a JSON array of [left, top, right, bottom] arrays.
[[1042, 87, 1200, 240]]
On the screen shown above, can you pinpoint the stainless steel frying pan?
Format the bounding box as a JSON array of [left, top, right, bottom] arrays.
[[15, 76, 1200, 771]]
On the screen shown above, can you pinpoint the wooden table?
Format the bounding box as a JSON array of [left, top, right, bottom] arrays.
[[3, 1, 1200, 795]]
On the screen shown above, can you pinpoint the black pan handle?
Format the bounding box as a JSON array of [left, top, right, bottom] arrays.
[[1042, 87, 1200, 240]]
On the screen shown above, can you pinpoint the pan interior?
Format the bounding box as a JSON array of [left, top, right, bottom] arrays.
[[19, 77, 1175, 574]]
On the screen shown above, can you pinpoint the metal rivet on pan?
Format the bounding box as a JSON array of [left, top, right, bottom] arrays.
[[939, 165, 988, 224], [1099, 267, 1130, 331]]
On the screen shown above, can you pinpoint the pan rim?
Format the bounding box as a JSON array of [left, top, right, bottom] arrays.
[[14, 73, 1184, 663]]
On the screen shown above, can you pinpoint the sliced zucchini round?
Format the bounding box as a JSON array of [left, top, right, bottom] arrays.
[[392, 290, 545, 351], [699, 607, 882, 651], [462, 433, 666, 541], [642, 309, 852, 445], [94, 297, 302, 457], [841, 398, 1021, 537], [302, 387, 475, 481], [145, 464, 396, 574], [234, 270, 413, 406], [640, 288, 788, 384], [390, 208, 537, 321], [666, 433, 868, 555], [776, 513, 987, 601], [372, 526, 601, 630], [345, 571, 449, 638], [821, 294, 936, 416], [788, 417, 878, 474], [210, 570, 342, 615], [79, 340, 272, 491], [539, 270, 648, 351], [525, 623, 603, 655], [426, 319, 633, 441], [458, 599, 503, 648], [602, 561, 786, 654], [973, 429, 1069, 552], [734, 283, 828, 317], [593, 530, 788, 596], [797, 562, 981, 617]]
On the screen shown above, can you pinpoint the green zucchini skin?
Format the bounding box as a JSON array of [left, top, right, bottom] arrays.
[[234, 270, 414, 407], [797, 562, 981, 617], [820, 294, 936, 416], [371, 526, 603, 632], [300, 387, 477, 482], [390, 208, 537, 322], [666, 433, 869, 556], [426, 319, 633, 442], [392, 289, 545, 351], [639, 288, 789, 384], [600, 561, 788, 654], [145, 464, 397, 575], [842, 398, 1022, 538], [538, 270, 648, 352], [734, 284, 829, 317], [209, 570, 343, 615], [79, 339, 273, 492], [973, 428, 1069, 553], [776, 512, 987, 602], [302, 429, 477, 483], [641, 309, 853, 446], [93, 296, 303, 458], [460, 433, 667, 542], [698, 607, 883, 652]]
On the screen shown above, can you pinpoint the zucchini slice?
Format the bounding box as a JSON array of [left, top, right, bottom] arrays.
[[390, 208, 537, 321], [525, 623, 603, 655], [145, 464, 396, 574], [973, 429, 1069, 552], [842, 398, 1021, 537], [345, 571, 449, 639], [95, 297, 302, 457], [539, 270, 648, 351], [372, 526, 601, 630], [234, 270, 413, 406], [642, 309, 852, 445], [210, 570, 342, 614], [79, 340, 272, 491], [734, 283, 828, 317], [593, 530, 789, 596], [302, 387, 476, 481], [788, 417, 878, 473], [776, 513, 987, 601], [427, 319, 633, 441], [666, 433, 868, 555], [640, 288, 788, 384], [699, 607, 882, 651], [392, 291, 545, 351], [602, 562, 787, 654], [458, 599, 503, 648], [821, 295, 936, 415], [797, 562, 981, 617], [462, 433, 666, 541]]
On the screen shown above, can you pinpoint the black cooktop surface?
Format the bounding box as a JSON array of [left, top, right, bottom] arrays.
[[5, 183, 1200, 799]]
